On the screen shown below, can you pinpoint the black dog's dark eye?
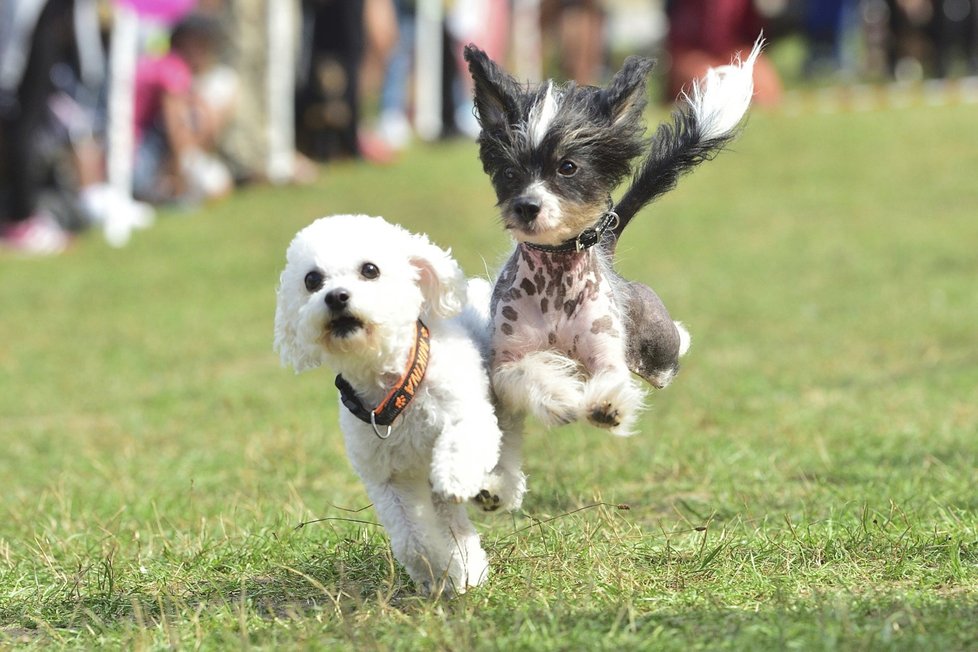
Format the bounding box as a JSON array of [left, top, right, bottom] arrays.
[[557, 160, 578, 177], [360, 262, 380, 280], [503, 167, 516, 180], [304, 270, 324, 292]]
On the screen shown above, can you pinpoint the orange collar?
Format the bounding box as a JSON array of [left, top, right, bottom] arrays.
[[334, 320, 431, 439]]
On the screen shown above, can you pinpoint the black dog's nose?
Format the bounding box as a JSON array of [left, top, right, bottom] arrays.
[[512, 196, 542, 223], [324, 288, 351, 311]]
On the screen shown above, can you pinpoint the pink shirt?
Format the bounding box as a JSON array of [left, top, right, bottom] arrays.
[[117, 0, 197, 23], [133, 52, 192, 139]]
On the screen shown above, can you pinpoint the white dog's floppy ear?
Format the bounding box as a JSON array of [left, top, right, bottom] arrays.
[[274, 267, 323, 373], [406, 233, 466, 319]]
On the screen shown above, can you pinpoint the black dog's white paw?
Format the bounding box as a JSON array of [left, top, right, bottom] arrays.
[[473, 489, 502, 512], [588, 402, 621, 428]]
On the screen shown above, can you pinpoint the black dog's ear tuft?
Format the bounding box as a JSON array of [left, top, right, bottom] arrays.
[[604, 56, 655, 126], [464, 44, 521, 132]]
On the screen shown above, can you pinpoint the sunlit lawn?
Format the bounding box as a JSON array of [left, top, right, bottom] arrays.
[[2, 102, 977, 649]]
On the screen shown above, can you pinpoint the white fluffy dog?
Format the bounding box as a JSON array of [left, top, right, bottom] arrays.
[[274, 214, 515, 595]]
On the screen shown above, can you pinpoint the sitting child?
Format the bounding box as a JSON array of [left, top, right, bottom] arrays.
[[132, 13, 236, 204]]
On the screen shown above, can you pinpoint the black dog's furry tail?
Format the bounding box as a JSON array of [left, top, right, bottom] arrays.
[[612, 37, 764, 239], [613, 109, 733, 232]]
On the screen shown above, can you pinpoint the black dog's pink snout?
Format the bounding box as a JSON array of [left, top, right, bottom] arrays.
[[325, 288, 351, 311], [512, 196, 542, 223]]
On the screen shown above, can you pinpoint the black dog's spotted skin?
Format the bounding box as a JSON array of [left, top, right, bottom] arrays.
[[490, 241, 681, 387], [491, 245, 608, 369]]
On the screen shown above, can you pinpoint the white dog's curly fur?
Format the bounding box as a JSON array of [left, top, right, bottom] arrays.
[[274, 214, 524, 595]]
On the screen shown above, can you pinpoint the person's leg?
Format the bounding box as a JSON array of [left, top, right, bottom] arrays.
[[559, 0, 604, 85], [2, 0, 74, 221], [0, 0, 73, 253]]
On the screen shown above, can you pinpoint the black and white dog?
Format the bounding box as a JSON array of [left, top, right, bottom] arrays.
[[464, 39, 761, 435]]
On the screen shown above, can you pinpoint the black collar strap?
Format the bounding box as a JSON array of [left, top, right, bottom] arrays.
[[334, 320, 431, 439], [523, 202, 620, 254]]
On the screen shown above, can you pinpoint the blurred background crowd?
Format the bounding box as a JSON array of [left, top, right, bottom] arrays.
[[1, 0, 975, 255]]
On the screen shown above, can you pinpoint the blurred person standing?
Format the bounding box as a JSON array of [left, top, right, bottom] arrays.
[[926, 0, 977, 77], [0, 0, 81, 254], [296, 0, 400, 163], [357, 0, 399, 161], [448, 0, 510, 139], [295, 0, 363, 161], [541, 0, 606, 85], [1, 0, 158, 252], [220, 0, 310, 184], [374, 0, 510, 148], [665, 0, 781, 106], [376, 0, 416, 151], [803, 0, 861, 79]]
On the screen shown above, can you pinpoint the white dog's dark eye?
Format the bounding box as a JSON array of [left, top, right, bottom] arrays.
[[304, 270, 324, 292], [557, 160, 578, 177], [360, 262, 380, 280]]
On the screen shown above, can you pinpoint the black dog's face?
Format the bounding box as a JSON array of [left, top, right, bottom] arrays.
[[464, 46, 654, 246]]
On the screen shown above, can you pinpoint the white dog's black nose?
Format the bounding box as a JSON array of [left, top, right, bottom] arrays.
[[512, 196, 541, 223], [325, 288, 351, 311]]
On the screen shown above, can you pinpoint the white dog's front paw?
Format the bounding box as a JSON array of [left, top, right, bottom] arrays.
[[584, 372, 645, 435]]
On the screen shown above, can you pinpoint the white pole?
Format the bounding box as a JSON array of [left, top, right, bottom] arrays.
[[414, 0, 443, 141], [107, 3, 138, 197], [512, 0, 542, 84], [266, 0, 295, 184]]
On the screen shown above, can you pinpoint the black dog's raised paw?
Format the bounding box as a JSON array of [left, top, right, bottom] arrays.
[[588, 403, 621, 428], [473, 489, 502, 512]]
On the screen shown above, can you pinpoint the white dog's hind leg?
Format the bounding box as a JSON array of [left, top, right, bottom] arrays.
[[364, 477, 450, 594], [433, 495, 489, 594], [492, 350, 585, 427]]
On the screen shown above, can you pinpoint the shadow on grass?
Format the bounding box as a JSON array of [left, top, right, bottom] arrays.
[[474, 596, 978, 650], [0, 533, 413, 642], [4, 503, 976, 648], [8, 577, 978, 650]]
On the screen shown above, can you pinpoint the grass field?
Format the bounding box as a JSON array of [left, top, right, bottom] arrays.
[[2, 102, 977, 650]]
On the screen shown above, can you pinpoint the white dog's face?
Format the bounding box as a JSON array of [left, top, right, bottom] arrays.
[[275, 214, 465, 374]]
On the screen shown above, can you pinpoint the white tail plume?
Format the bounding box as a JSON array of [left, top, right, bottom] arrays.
[[685, 35, 764, 141], [675, 321, 691, 357]]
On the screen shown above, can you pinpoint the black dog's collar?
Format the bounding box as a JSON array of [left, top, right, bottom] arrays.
[[522, 203, 620, 254], [334, 320, 431, 439]]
